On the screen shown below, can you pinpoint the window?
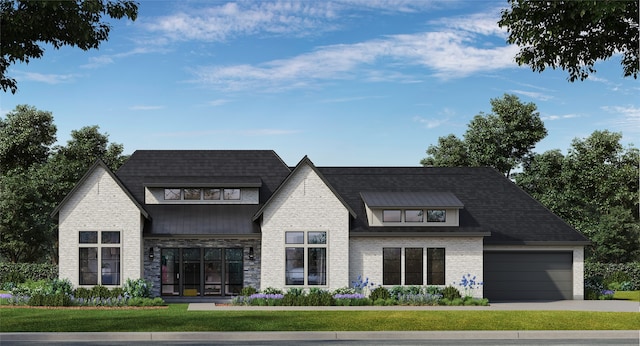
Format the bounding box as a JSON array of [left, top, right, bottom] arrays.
[[183, 188, 201, 200], [383, 210, 402, 222], [203, 188, 221, 200], [79, 231, 121, 286], [405, 210, 424, 222], [405, 248, 423, 285], [427, 210, 446, 222], [164, 188, 181, 200], [223, 188, 241, 200], [427, 248, 445, 285], [285, 231, 327, 286], [383, 248, 401, 285]]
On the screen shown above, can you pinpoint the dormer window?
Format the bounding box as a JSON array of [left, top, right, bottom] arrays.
[[405, 210, 424, 222], [203, 188, 221, 200], [382, 210, 401, 222], [223, 188, 241, 200], [164, 189, 181, 200], [427, 210, 446, 222], [183, 188, 201, 200]]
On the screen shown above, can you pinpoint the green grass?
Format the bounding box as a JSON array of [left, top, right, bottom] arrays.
[[614, 290, 640, 302], [1, 304, 638, 332]]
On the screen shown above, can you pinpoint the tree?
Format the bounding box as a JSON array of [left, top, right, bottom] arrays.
[[0, 105, 128, 263], [0, 105, 56, 172], [499, 0, 639, 81], [0, 0, 139, 93], [421, 94, 547, 176], [515, 131, 640, 262]]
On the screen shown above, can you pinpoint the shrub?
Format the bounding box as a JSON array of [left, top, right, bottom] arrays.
[[369, 286, 391, 301], [0, 263, 58, 285], [306, 288, 334, 306], [50, 278, 73, 296], [123, 278, 152, 298], [29, 292, 72, 306], [333, 293, 369, 306], [261, 287, 283, 295], [333, 287, 356, 295], [585, 262, 640, 291], [240, 286, 257, 296], [127, 297, 165, 307], [441, 286, 462, 300], [90, 285, 111, 299], [397, 293, 441, 306]]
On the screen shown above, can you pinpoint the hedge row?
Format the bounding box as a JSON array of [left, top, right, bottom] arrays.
[[0, 263, 58, 284], [584, 261, 640, 290]]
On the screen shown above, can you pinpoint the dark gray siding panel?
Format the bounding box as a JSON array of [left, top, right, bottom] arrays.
[[483, 251, 573, 301]]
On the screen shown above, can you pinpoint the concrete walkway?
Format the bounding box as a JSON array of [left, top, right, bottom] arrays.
[[188, 299, 640, 312]]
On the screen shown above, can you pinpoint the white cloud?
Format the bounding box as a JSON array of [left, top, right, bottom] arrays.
[[190, 30, 519, 90], [18, 71, 77, 84], [602, 105, 640, 132], [413, 111, 452, 129], [541, 114, 580, 121], [510, 90, 553, 101], [208, 99, 231, 106]]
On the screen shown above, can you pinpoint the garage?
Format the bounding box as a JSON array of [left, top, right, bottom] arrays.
[[483, 251, 573, 301]]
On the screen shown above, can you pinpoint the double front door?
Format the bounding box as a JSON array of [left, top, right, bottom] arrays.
[[161, 248, 243, 297]]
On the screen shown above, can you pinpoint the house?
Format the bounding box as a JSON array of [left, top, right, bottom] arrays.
[[52, 150, 590, 301]]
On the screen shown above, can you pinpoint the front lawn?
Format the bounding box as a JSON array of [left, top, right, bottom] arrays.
[[1, 304, 638, 332]]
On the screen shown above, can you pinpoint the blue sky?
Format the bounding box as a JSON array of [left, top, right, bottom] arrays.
[[2, 0, 638, 166]]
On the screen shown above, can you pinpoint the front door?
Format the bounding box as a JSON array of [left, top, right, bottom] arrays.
[[161, 248, 243, 297]]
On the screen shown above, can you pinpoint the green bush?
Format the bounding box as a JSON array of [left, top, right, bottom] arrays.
[[73, 287, 92, 299], [0, 263, 58, 285], [261, 287, 283, 295], [90, 285, 110, 299], [333, 287, 356, 295], [441, 286, 462, 300], [240, 286, 257, 296], [585, 262, 640, 291], [369, 286, 390, 301], [123, 278, 152, 298], [306, 289, 334, 306], [127, 297, 165, 307], [28, 292, 72, 306]]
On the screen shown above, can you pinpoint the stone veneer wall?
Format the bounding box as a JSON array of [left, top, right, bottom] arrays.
[[143, 238, 261, 297], [349, 236, 485, 298]]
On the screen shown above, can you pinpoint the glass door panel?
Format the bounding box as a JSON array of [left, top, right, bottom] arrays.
[[204, 249, 222, 296], [161, 249, 180, 296], [182, 248, 201, 296], [225, 248, 243, 295]]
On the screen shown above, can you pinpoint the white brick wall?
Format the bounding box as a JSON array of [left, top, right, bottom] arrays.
[[58, 165, 144, 287], [483, 245, 585, 300], [350, 236, 485, 298], [260, 163, 350, 291]]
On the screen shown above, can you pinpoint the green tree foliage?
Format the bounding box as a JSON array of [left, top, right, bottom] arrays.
[[0, 105, 56, 172], [499, 0, 639, 81], [0, 105, 127, 263], [0, 0, 139, 93], [516, 131, 640, 262], [421, 94, 547, 177]]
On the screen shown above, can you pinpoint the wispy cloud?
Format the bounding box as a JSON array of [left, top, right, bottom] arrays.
[[602, 105, 640, 132], [18, 71, 78, 84], [154, 128, 300, 137], [413, 107, 454, 129], [541, 114, 581, 121], [208, 99, 231, 106], [510, 89, 553, 101], [129, 105, 165, 111]]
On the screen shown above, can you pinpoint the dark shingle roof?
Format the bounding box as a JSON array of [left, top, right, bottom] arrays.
[[318, 166, 589, 245], [360, 191, 464, 208], [115, 150, 290, 235]]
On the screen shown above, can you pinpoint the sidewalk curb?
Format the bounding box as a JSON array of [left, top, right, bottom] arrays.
[[1, 330, 639, 342]]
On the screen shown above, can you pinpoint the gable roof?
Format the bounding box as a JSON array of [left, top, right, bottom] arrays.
[[51, 160, 149, 219], [115, 150, 291, 235], [253, 156, 356, 221], [318, 166, 589, 245]]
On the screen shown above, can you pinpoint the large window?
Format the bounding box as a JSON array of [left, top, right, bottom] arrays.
[[163, 187, 241, 201], [427, 210, 446, 222], [382, 210, 402, 222], [383, 248, 401, 285], [79, 231, 121, 286], [427, 248, 445, 285], [285, 231, 327, 286], [405, 248, 423, 285]]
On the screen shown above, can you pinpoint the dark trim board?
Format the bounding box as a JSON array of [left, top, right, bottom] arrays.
[[483, 251, 573, 301]]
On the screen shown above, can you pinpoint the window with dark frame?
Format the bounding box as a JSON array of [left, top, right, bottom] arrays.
[[427, 210, 446, 222], [223, 188, 241, 200], [285, 231, 327, 286], [404, 248, 423, 285], [164, 188, 181, 200], [405, 210, 424, 222], [427, 248, 445, 285], [382, 210, 402, 222], [382, 247, 401, 285], [79, 231, 121, 286], [203, 188, 221, 200], [183, 188, 201, 200]]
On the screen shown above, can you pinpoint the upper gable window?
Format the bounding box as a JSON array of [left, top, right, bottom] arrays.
[[405, 210, 424, 222], [427, 210, 446, 222], [164, 189, 181, 200], [223, 188, 240, 200], [203, 188, 221, 200], [382, 210, 402, 222], [183, 188, 201, 200]]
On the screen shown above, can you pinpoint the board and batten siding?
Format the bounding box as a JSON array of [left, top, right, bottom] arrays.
[[259, 163, 350, 291], [58, 165, 144, 287]]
